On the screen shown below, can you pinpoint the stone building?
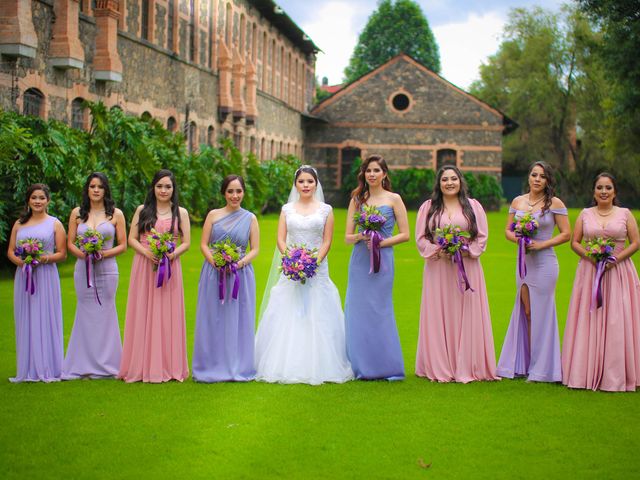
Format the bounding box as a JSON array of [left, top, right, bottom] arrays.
[[306, 54, 516, 193], [0, 0, 318, 157]]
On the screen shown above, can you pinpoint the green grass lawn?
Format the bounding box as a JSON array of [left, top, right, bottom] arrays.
[[1, 208, 639, 479]]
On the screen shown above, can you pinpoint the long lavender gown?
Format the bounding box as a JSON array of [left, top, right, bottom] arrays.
[[344, 205, 404, 380], [193, 209, 256, 382], [496, 207, 567, 382], [62, 222, 122, 379], [11, 215, 63, 382]]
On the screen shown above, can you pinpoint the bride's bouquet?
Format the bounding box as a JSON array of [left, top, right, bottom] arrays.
[[354, 204, 387, 273], [15, 238, 45, 295], [510, 212, 539, 279], [434, 224, 473, 292], [280, 244, 319, 285], [147, 229, 176, 288], [209, 238, 243, 303], [75, 228, 109, 304], [584, 236, 617, 310]]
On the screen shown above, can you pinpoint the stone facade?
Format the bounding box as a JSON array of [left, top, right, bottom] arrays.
[[307, 54, 515, 195], [0, 0, 317, 157]]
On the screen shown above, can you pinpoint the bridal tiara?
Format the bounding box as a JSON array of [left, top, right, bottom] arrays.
[[295, 165, 318, 175]]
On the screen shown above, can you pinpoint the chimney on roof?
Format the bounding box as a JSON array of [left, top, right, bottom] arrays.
[[322, 76, 328, 86]]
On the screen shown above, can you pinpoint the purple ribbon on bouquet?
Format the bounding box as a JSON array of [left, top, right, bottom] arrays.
[[364, 229, 383, 274], [85, 252, 103, 305], [516, 234, 532, 280], [452, 246, 474, 293], [156, 253, 172, 288], [590, 256, 616, 310], [217, 263, 240, 304], [22, 263, 36, 295]]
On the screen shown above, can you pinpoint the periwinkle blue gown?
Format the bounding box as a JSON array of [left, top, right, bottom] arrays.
[[344, 205, 405, 380], [193, 209, 256, 382]]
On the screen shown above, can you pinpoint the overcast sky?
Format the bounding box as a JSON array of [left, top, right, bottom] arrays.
[[277, 0, 567, 89]]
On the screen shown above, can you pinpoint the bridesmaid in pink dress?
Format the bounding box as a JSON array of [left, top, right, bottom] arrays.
[[119, 170, 191, 383], [415, 166, 498, 383], [562, 173, 640, 392]]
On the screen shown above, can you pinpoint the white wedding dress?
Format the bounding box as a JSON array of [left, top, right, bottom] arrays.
[[255, 202, 354, 385]]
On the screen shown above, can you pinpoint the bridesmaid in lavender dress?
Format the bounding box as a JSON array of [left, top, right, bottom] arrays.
[[344, 155, 409, 380], [193, 175, 260, 382], [497, 162, 570, 382], [62, 173, 127, 379], [563, 173, 640, 391], [7, 184, 67, 382]]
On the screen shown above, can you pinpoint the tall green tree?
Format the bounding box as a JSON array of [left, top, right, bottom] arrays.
[[344, 0, 440, 83]]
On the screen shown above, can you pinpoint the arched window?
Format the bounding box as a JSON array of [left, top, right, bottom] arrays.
[[71, 97, 87, 130], [240, 14, 246, 53], [270, 139, 275, 159], [23, 88, 44, 118], [167, 116, 177, 132], [260, 138, 266, 160], [249, 136, 256, 155], [225, 3, 232, 46], [251, 23, 257, 62], [270, 39, 276, 94], [436, 149, 457, 170], [188, 121, 197, 152], [141, 111, 152, 121], [261, 32, 268, 91], [207, 125, 215, 146]]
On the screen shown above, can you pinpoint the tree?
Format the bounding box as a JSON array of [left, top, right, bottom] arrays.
[[344, 0, 440, 83]]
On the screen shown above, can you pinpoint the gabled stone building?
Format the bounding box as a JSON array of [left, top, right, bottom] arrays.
[[0, 0, 318, 157], [305, 54, 516, 195]]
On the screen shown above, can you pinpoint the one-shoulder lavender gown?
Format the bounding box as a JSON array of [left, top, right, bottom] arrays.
[[63, 221, 122, 379], [497, 207, 567, 382], [344, 205, 404, 380]]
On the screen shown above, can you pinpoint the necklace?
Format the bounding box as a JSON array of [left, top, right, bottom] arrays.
[[527, 194, 544, 210], [157, 208, 171, 215], [596, 206, 614, 217]]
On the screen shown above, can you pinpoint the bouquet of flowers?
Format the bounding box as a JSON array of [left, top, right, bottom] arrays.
[[510, 212, 539, 279], [434, 224, 473, 292], [15, 238, 45, 295], [75, 228, 108, 304], [584, 236, 617, 309], [147, 228, 176, 288], [354, 205, 387, 273], [209, 238, 244, 303], [280, 244, 319, 284]]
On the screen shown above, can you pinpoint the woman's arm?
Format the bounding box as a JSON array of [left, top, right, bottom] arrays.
[[6, 221, 24, 267], [67, 207, 85, 259], [128, 205, 155, 262], [467, 199, 488, 258], [415, 200, 440, 259], [276, 210, 288, 254], [504, 198, 519, 244], [380, 193, 410, 248], [318, 209, 334, 263], [612, 210, 640, 264], [239, 215, 260, 268], [170, 207, 191, 259], [43, 219, 67, 264], [345, 198, 366, 245], [200, 210, 216, 265], [527, 198, 571, 251], [570, 211, 589, 260], [102, 209, 127, 258]]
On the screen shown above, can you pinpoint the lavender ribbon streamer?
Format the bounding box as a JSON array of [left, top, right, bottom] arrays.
[[23, 263, 35, 295], [590, 256, 616, 310], [453, 247, 474, 293], [85, 253, 103, 305], [218, 263, 240, 304], [516, 234, 531, 279], [364, 230, 383, 274], [156, 253, 172, 288]]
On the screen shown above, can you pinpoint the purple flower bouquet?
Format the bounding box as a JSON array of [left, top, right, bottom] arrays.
[[510, 212, 539, 279], [280, 244, 319, 285], [15, 238, 45, 295], [354, 205, 387, 273], [209, 238, 244, 303], [147, 228, 176, 288], [434, 224, 473, 292], [75, 228, 109, 304], [584, 236, 617, 309]]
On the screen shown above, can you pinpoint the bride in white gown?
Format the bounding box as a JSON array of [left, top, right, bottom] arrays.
[[255, 166, 353, 385]]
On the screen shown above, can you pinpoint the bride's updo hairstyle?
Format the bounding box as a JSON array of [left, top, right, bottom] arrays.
[[294, 165, 318, 184]]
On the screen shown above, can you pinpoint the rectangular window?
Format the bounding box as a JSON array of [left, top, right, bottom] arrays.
[[141, 0, 149, 40], [167, 0, 175, 50], [189, 0, 196, 61]]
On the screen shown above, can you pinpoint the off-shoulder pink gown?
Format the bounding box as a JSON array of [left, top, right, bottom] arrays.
[[415, 199, 498, 383], [562, 207, 640, 392], [119, 218, 189, 383]]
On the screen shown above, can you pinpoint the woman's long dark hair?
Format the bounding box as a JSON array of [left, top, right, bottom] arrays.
[[138, 169, 181, 235], [590, 172, 621, 207], [351, 154, 393, 208], [424, 166, 478, 241], [79, 172, 115, 222], [18, 183, 50, 224], [526, 161, 556, 214]]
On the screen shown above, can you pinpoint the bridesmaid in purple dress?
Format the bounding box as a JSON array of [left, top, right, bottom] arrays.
[[7, 184, 67, 382], [497, 162, 570, 382], [62, 173, 127, 379], [563, 173, 640, 391], [193, 175, 260, 382], [344, 155, 409, 380]]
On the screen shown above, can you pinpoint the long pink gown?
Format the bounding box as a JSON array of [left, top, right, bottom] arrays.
[[415, 199, 498, 383], [562, 207, 640, 392], [119, 218, 189, 383]]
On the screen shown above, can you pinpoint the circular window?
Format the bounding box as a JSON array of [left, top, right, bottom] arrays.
[[391, 93, 410, 111]]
